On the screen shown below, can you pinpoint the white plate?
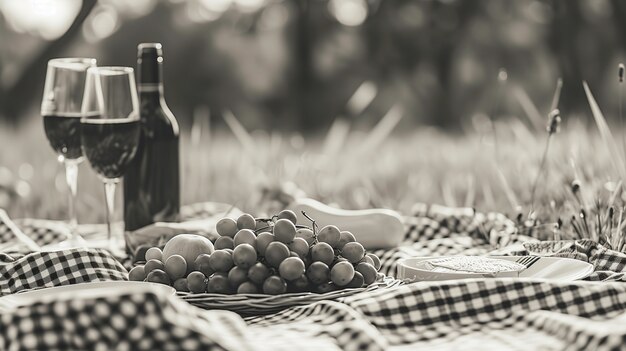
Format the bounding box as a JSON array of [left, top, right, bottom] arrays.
[[397, 256, 595, 282], [0, 281, 175, 311]]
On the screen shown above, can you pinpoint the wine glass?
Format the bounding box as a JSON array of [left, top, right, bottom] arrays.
[[41, 57, 97, 249], [81, 67, 141, 253]]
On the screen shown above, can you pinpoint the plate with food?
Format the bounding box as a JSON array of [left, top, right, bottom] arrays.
[[396, 255, 594, 282], [128, 209, 404, 315]]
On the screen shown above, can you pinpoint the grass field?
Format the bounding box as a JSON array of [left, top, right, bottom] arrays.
[[0, 92, 625, 245]]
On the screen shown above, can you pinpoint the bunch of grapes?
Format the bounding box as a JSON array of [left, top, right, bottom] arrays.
[[129, 210, 383, 295]]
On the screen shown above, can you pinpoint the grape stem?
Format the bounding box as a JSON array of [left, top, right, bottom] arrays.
[[301, 211, 318, 236]]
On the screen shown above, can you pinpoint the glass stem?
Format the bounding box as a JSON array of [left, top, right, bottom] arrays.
[[103, 179, 118, 247], [64, 159, 80, 240]]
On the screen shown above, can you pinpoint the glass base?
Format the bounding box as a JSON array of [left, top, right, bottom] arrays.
[[40, 235, 88, 251]]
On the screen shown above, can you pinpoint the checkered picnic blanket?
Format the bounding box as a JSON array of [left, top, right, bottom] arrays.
[[3, 203, 626, 350]]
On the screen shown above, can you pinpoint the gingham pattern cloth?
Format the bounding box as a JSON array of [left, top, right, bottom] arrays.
[[3, 202, 626, 350]]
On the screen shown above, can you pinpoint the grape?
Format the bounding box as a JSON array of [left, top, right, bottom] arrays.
[[278, 257, 305, 281], [273, 219, 297, 244], [295, 228, 315, 246], [334, 257, 349, 265], [224, 248, 234, 255], [233, 243, 257, 269], [358, 255, 375, 267], [289, 252, 300, 258], [347, 271, 364, 288], [133, 244, 151, 263], [207, 273, 230, 294], [216, 218, 238, 237], [187, 271, 207, 293], [311, 242, 334, 265], [341, 242, 365, 263], [262, 275, 287, 295], [194, 254, 215, 277], [306, 262, 330, 285], [237, 281, 259, 294], [317, 225, 341, 248], [145, 247, 163, 261], [228, 266, 248, 289], [315, 282, 337, 293], [265, 242, 290, 268], [366, 253, 381, 271], [146, 269, 171, 285], [173, 278, 189, 292], [248, 262, 271, 284], [288, 237, 309, 258], [214, 236, 235, 250], [338, 231, 356, 249], [234, 229, 257, 249], [256, 232, 274, 256], [289, 275, 310, 292], [164, 254, 187, 280], [237, 213, 256, 230], [128, 265, 146, 281], [330, 261, 354, 287], [356, 262, 377, 285], [144, 259, 165, 274], [277, 210, 298, 224], [209, 250, 234, 272]]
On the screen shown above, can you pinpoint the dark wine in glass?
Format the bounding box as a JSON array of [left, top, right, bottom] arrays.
[[43, 114, 83, 160], [81, 118, 140, 179]]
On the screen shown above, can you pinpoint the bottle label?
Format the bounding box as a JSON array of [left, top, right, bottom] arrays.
[[138, 83, 163, 93]]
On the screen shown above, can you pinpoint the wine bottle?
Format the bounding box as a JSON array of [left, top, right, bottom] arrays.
[[124, 43, 180, 231]]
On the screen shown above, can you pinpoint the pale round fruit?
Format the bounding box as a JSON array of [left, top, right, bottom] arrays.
[[366, 253, 381, 271], [338, 231, 356, 249], [233, 243, 257, 269], [347, 271, 365, 288], [317, 225, 341, 248], [341, 242, 365, 263], [262, 275, 287, 295], [356, 262, 377, 285], [233, 229, 257, 248], [164, 254, 187, 280], [256, 232, 274, 256], [330, 261, 354, 287], [277, 210, 297, 224], [237, 213, 256, 230], [187, 271, 207, 293], [129, 265, 146, 281], [265, 241, 290, 268], [214, 236, 235, 250], [216, 218, 238, 237], [248, 262, 271, 285], [194, 254, 215, 277], [173, 278, 189, 292], [145, 247, 163, 262], [162, 234, 215, 274], [146, 269, 170, 285], [228, 266, 248, 289], [237, 281, 259, 294], [288, 237, 309, 258], [306, 262, 330, 285], [359, 255, 375, 267], [295, 228, 315, 246], [144, 259, 165, 275], [209, 250, 234, 272], [207, 273, 230, 294], [273, 219, 297, 244], [278, 257, 305, 281], [311, 242, 334, 266]]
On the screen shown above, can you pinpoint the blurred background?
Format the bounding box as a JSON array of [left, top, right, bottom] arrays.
[[1, 0, 626, 233]]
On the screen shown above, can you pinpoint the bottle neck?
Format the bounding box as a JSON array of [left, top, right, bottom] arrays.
[[138, 55, 164, 100]]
